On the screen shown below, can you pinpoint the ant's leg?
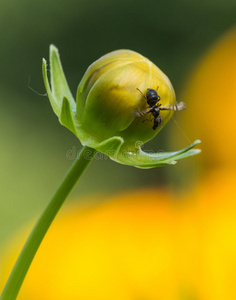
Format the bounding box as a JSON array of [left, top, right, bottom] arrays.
[[142, 117, 153, 124], [142, 110, 153, 124]]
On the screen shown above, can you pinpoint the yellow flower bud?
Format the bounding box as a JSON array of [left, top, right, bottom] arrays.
[[42, 46, 200, 168], [77, 49, 176, 148]]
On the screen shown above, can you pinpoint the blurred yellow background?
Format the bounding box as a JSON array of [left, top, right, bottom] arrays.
[[1, 0, 236, 299], [1, 169, 236, 299]]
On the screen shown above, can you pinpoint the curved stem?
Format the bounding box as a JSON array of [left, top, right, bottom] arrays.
[[0, 146, 96, 300]]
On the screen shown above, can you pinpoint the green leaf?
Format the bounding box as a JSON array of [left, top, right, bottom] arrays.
[[75, 131, 200, 169], [42, 46, 78, 135], [95, 136, 124, 155], [111, 140, 201, 168], [42, 58, 60, 116], [59, 96, 77, 135], [50, 45, 75, 109]]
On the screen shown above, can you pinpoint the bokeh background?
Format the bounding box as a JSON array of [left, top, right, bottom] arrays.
[[1, 0, 236, 299]]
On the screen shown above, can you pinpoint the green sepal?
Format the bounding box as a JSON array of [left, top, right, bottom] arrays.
[[42, 58, 59, 116], [42, 46, 78, 135], [59, 96, 77, 135], [111, 140, 201, 168], [95, 136, 124, 155], [79, 137, 201, 169], [49, 45, 75, 110]]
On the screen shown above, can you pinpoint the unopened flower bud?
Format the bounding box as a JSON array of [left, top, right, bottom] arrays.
[[42, 46, 200, 168], [77, 49, 176, 148]]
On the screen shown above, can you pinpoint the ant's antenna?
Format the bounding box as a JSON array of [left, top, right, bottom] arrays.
[[136, 88, 147, 100]]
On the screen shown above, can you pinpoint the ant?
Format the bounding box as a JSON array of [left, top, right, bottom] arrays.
[[133, 87, 185, 130]]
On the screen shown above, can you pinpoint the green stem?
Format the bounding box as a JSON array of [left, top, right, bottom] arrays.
[[0, 145, 96, 300]]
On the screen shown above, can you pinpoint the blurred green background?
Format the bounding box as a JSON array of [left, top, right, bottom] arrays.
[[1, 0, 236, 246]]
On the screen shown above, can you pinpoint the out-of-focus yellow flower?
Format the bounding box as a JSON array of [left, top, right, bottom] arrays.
[[176, 27, 236, 170], [187, 169, 236, 300], [1, 174, 236, 300]]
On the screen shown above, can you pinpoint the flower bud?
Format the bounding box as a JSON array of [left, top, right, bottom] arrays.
[[77, 49, 176, 148], [42, 46, 200, 168]]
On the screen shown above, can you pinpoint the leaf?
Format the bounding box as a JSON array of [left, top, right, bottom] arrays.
[[111, 140, 201, 168], [42, 58, 60, 116], [95, 136, 124, 155], [49, 45, 75, 110], [42, 46, 78, 134], [59, 96, 77, 135]]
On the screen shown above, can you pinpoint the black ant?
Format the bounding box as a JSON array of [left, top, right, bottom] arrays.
[[133, 87, 185, 130]]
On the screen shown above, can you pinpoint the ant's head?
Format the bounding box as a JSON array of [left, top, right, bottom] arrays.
[[146, 88, 161, 106]]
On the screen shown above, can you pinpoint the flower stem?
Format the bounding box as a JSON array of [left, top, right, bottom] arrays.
[[0, 145, 96, 300]]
